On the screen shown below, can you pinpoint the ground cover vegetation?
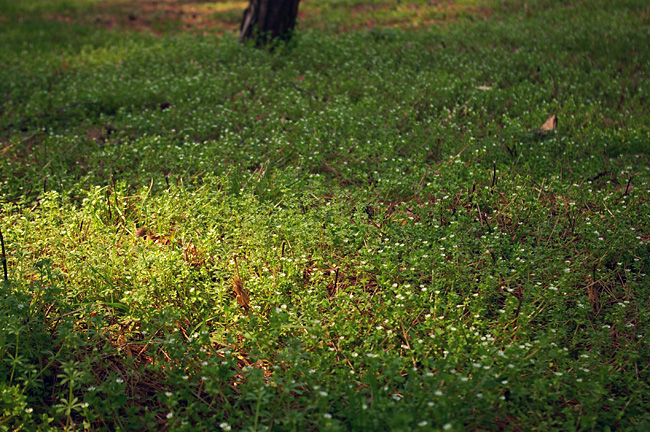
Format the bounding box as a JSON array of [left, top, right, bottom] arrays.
[[1, 0, 650, 430]]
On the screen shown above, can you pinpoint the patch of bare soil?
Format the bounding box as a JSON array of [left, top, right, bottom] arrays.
[[49, 0, 246, 35], [44, 0, 492, 35]]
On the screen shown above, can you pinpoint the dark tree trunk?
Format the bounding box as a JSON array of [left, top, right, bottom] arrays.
[[240, 0, 300, 45]]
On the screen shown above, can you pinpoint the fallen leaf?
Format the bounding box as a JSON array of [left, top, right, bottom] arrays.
[[233, 277, 250, 313], [477, 85, 492, 91], [540, 114, 557, 132], [233, 255, 250, 313]]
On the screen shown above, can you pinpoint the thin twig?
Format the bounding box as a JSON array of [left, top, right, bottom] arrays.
[[287, 81, 319, 100], [624, 173, 633, 196], [50, 307, 87, 323], [0, 228, 7, 281]]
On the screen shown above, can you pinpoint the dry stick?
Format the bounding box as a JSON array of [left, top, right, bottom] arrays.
[[624, 173, 633, 196], [287, 81, 319, 100], [0, 228, 7, 281], [536, 178, 546, 201], [334, 267, 340, 295]]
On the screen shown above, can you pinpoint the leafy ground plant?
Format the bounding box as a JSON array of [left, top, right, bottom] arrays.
[[1, 0, 649, 430]]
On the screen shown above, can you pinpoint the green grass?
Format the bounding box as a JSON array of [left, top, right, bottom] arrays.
[[1, 0, 650, 430]]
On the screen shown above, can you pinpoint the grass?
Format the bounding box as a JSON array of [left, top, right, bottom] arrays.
[[1, 0, 650, 430]]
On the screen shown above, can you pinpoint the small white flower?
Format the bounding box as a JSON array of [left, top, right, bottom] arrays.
[[165, 391, 173, 397], [443, 423, 453, 430], [323, 413, 332, 419], [219, 422, 232, 431], [25, 407, 33, 413], [418, 421, 428, 427], [166, 412, 173, 419]]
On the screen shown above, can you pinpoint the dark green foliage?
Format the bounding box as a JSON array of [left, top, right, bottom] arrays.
[[1, 0, 649, 430]]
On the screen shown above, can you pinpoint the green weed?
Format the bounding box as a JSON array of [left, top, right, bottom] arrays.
[[1, 0, 649, 430]]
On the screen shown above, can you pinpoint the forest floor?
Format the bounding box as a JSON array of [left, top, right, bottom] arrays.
[[1, 0, 649, 430]]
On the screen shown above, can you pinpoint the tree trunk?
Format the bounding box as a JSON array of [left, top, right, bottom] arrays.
[[240, 0, 300, 46]]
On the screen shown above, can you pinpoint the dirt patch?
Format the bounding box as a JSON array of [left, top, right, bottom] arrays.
[[43, 0, 493, 35], [49, 0, 247, 35], [348, 3, 391, 14]]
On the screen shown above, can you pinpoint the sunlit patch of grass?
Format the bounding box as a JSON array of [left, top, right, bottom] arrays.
[[1, 0, 650, 430], [203, 1, 248, 25], [300, 0, 493, 31]]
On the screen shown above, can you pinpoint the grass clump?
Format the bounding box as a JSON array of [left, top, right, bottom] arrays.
[[1, 0, 650, 430]]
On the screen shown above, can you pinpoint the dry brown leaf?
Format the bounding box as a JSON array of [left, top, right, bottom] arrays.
[[233, 277, 250, 312], [233, 255, 250, 313], [540, 114, 557, 132]]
